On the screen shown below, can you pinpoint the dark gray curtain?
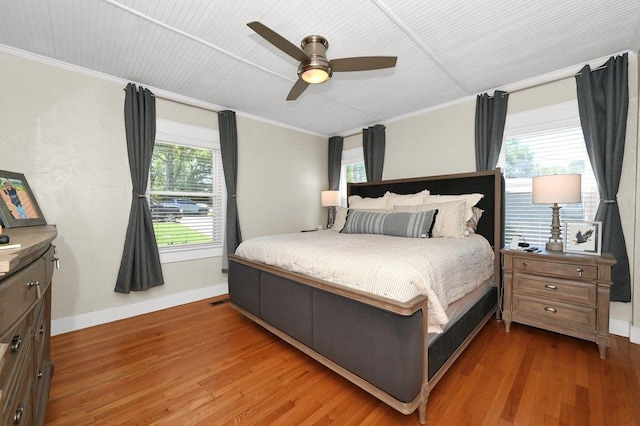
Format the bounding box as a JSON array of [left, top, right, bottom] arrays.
[[475, 90, 509, 171], [576, 53, 630, 302], [328, 136, 343, 191], [218, 110, 242, 272], [327, 136, 343, 227], [362, 124, 385, 181], [115, 83, 164, 293]]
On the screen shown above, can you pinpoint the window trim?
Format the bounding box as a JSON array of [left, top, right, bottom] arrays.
[[504, 101, 580, 137], [499, 101, 598, 247], [153, 119, 225, 263]]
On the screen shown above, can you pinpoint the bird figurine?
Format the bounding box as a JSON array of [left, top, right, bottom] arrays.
[[575, 228, 594, 244]]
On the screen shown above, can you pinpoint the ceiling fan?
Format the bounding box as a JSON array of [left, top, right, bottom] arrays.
[[247, 21, 398, 101]]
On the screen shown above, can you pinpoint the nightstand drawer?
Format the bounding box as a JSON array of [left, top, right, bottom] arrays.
[[513, 294, 596, 330], [513, 273, 596, 305], [512, 257, 597, 280]]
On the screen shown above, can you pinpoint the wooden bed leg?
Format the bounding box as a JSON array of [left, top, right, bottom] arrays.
[[418, 401, 427, 424]]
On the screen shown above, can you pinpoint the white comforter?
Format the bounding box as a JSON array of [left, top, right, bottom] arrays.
[[235, 231, 494, 327]]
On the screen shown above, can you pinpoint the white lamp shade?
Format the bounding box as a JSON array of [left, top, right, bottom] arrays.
[[532, 174, 582, 204], [321, 190, 340, 207]]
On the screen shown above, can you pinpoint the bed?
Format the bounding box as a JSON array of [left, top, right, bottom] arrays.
[[228, 169, 504, 424]]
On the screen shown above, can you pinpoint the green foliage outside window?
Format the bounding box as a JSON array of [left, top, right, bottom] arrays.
[[346, 162, 366, 183], [150, 143, 213, 193]]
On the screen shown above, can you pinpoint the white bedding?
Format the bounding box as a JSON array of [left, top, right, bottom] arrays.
[[235, 231, 494, 327]]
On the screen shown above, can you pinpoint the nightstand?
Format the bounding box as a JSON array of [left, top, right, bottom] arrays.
[[501, 248, 616, 359]]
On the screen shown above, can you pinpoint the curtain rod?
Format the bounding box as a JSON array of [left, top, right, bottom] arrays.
[[496, 64, 607, 98], [340, 124, 386, 139], [122, 87, 221, 114]]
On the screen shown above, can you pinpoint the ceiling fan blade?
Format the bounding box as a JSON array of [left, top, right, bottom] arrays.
[[247, 21, 309, 62], [331, 56, 397, 72], [286, 79, 310, 101]]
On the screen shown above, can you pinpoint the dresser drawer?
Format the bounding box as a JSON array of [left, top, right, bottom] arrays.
[[0, 316, 33, 398], [512, 257, 597, 280], [513, 294, 596, 330], [513, 273, 596, 305], [32, 302, 48, 410], [2, 349, 34, 426], [0, 258, 45, 331]]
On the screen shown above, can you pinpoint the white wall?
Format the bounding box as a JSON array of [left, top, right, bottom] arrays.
[[0, 51, 326, 332]]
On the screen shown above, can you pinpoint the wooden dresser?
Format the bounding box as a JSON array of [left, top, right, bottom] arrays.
[[501, 247, 616, 359], [0, 225, 57, 425]]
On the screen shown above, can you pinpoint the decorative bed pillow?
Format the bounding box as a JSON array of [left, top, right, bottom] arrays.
[[348, 193, 390, 210], [465, 207, 484, 235], [331, 206, 348, 231], [394, 200, 466, 238], [342, 209, 437, 238], [385, 189, 430, 209], [422, 193, 484, 222]]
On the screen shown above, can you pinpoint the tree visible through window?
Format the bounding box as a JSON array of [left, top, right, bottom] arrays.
[[345, 162, 366, 183], [497, 126, 598, 247]]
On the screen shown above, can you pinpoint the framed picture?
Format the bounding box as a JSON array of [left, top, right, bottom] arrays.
[[564, 221, 601, 255], [0, 170, 47, 228]]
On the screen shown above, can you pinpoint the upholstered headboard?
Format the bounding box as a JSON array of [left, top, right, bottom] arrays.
[[347, 169, 505, 249]]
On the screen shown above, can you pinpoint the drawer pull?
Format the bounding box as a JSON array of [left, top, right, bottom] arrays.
[[13, 403, 24, 424], [11, 335, 22, 353], [521, 262, 528, 269], [39, 325, 46, 335], [37, 369, 44, 379], [576, 268, 584, 277], [544, 307, 557, 314], [27, 279, 42, 299], [544, 284, 558, 291]]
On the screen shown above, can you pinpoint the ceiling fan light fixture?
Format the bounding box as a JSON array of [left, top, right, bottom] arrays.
[[301, 66, 331, 84], [247, 22, 397, 100]]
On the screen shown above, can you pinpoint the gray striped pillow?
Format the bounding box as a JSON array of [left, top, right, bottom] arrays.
[[342, 209, 437, 238]]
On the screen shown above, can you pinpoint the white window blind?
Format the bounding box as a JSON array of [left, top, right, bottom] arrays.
[[149, 119, 225, 260], [339, 147, 366, 206], [497, 126, 599, 247]]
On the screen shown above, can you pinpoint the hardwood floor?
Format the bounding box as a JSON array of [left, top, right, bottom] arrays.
[[45, 298, 640, 425]]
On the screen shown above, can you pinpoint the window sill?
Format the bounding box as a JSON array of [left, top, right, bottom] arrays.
[[159, 244, 223, 264]]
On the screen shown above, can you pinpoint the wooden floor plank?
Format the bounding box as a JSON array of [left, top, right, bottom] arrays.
[[45, 299, 640, 425]]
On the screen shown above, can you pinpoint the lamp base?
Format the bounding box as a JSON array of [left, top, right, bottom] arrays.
[[545, 241, 564, 252]]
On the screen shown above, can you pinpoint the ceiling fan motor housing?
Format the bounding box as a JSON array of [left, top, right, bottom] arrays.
[[298, 35, 332, 83]]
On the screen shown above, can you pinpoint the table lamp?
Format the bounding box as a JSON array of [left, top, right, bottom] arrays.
[[532, 174, 582, 251], [321, 190, 340, 228]]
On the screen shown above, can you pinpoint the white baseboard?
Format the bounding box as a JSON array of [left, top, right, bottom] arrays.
[[609, 317, 640, 345], [609, 317, 631, 337], [630, 325, 640, 345], [51, 283, 228, 336]]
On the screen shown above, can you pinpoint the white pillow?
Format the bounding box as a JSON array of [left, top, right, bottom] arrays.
[[348, 192, 390, 210], [385, 189, 430, 209], [465, 207, 484, 235], [422, 193, 483, 222], [331, 206, 348, 232], [394, 200, 467, 238]]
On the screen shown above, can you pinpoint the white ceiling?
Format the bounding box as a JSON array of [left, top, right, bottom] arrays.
[[1, 0, 639, 136]]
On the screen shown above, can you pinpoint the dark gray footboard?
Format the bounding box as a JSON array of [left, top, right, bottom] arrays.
[[229, 258, 425, 403]]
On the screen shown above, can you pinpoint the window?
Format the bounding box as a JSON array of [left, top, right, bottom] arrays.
[[338, 147, 366, 206], [497, 102, 598, 247], [149, 119, 225, 262]]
